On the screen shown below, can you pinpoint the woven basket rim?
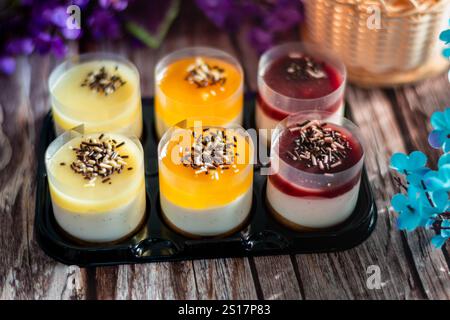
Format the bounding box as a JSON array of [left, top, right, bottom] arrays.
[[331, 0, 448, 17]]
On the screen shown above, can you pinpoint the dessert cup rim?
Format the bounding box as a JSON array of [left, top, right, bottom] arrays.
[[258, 41, 347, 104]]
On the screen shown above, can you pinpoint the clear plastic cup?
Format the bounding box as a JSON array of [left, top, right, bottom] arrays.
[[158, 117, 253, 237], [267, 111, 364, 230], [45, 127, 146, 243]]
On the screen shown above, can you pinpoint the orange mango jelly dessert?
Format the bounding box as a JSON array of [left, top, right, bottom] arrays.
[[155, 55, 243, 139], [159, 126, 253, 209]]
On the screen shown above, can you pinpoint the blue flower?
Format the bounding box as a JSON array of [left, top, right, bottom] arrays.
[[431, 234, 448, 248], [438, 152, 450, 168], [425, 164, 450, 192], [390, 151, 428, 174], [392, 190, 430, 231], [431, 219, 450, 248], [429, 108, 450, 152]]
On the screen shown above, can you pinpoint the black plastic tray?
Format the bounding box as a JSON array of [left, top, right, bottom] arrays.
[[35, 94, 377, 267]]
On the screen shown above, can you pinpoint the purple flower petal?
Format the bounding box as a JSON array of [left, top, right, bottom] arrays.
[[6, 38, 34, 55], [99, 0, 128, 11], [428, 130, 445, 149], [73, 0, 90, 8], [51, 36, 67, 58], [61, 27, 82, 40], [34, 32, 53, 54], [88, 9, 122, 40], [248, 27, 273, 53], [0, 56, 16, 75], [44, 6, 68, 28]]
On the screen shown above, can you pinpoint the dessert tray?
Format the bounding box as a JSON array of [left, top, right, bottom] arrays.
[[35, 94, 377, 267]]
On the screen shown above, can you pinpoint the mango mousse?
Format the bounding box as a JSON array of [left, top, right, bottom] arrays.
[[45, 132, 146, 243], [158, 120, 253, 237], [155, 47, 243, 139]]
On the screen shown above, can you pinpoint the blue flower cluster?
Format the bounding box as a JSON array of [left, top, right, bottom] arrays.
[[391, 109, 450, 248]]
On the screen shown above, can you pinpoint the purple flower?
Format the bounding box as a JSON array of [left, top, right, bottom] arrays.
[[262, 2, 302, 32], [73, 0, 91, 8], [88, 9, 122, 40], [248, 27, 273, 53], [99, 0, 128, 11], [34, 32, 67, 58], [5, 38, 34, 55], [196, 0, 303, 51], [61, 26, 82, 40], [195, 0, 245, 32], [44, 6, 68, 28], [0, 56, 16, 75]]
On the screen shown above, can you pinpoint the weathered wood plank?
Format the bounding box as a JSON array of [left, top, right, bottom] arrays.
[[389, 74, 450, 299], [0, 54, 88, 299], [95, 262, 198, 300], [251, 256, 303, 300], [192, 258, 257, 299]]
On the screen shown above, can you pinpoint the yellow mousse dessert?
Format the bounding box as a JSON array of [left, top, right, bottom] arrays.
[[158, 120, 253, 237], [49, 53, 143, 138], [45, 131, 146, 243], [155, 47, 243, 139]]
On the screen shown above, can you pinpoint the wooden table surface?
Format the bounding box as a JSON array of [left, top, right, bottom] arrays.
[[1, 12, 450, 300]]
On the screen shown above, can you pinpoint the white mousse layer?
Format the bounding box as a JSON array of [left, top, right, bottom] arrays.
[[51, 183, 146, 242], [255, 101, 345, 145], [266, 177, 360, 229], [160, 186, 252, 236]]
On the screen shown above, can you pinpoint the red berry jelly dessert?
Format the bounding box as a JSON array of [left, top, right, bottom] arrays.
[[267, 112, 364, 230], [256, 42, 346, 145]]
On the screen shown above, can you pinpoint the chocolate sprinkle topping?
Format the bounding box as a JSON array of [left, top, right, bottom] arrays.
[[81, 66, 126, 96], [68, 134, 129, 186], [185, 58, 226, 88], [285, 55, 327, 81], [179, 128, 239, 179], [286, 120, 351, 171]]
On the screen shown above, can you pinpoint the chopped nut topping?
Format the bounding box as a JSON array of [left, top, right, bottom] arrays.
[[185, 58, 226, 88], [81, 66, 126, 96], [286, 120, 351, 171], [285, 55, 327, 81], [178, 128, 239, 180], [63, 134, 129, 186]]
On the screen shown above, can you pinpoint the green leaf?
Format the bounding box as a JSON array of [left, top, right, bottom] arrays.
[[125, 0, 180, 49]]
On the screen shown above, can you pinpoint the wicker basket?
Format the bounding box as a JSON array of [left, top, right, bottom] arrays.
[[302, 0, 450, 87]]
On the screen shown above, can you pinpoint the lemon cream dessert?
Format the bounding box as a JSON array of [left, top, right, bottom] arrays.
[[45, 132, 146, 243], [155, 47, 243, 139], [49, 53, 143, 137], [267, 112, 364, 230], [158, 120, 253, 237]]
